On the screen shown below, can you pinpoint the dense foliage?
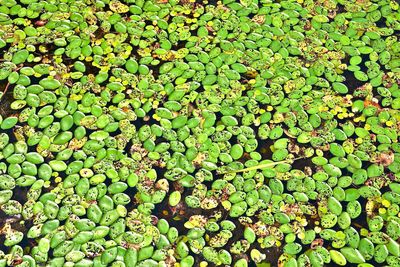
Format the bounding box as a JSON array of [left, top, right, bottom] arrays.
[[1, 0, 400, 266]]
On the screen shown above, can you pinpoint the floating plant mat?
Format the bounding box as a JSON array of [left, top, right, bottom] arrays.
[[1, 0, 400, 266]]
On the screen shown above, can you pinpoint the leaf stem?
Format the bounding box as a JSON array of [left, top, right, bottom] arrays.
[[0, 82, 10, 101], [220, 157, 304, 174]]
